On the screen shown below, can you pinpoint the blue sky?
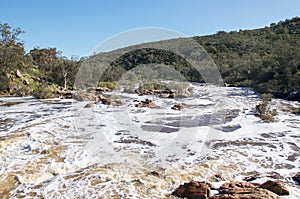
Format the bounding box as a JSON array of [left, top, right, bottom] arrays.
[[0, 0, 299, 58]]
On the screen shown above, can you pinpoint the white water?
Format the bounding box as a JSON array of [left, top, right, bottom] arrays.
[[0, 85, 299, 198]]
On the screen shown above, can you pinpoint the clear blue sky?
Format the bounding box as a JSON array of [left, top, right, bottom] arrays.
[[0, 0, 299, 58]]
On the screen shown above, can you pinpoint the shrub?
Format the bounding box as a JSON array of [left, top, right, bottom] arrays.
[[255, 93, 277, 122], [98, 81, 120, 90], [32, 85, 54, 99]]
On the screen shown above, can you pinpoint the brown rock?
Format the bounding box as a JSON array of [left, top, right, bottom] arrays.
[[210, 188, 281, 199], [259, 180, 289, 195], [147, 171, 165, 179], [101, 98, 112, 105], [212, 182, 281, 199], [220, 182, 257, 190], [292, 172, 300, 184], [172, 181, 210, 199], [135, 99, 159, 108], [171, 103, 185, 111]]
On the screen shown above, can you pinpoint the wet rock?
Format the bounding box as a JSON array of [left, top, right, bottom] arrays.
[[147, 171, 165, 179], [96, 95, 123, 106], [220, 182, 258, 190], [135, 99, 159, 108], [16, 69, 23, 78], [171, 103, 185, 111], [259, 180, 289, 195], [84, 103, 94, 108], [211, 188, 281, 199], [172, 181, 211, 199], [292, 172, 300, 184]]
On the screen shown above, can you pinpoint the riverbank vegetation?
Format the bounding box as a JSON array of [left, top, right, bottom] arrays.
[[0, 17, 299, 100]]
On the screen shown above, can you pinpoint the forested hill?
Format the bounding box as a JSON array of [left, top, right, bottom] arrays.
[[0, 17, 299, 100], [195, 17, 300, 99], [86, 17, 299, 100]]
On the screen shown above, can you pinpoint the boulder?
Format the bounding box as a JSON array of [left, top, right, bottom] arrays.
[[220, 182, 258, 190], [259, 180, 289, 195], [292, 172, 300, 184], [172, 181, 211, 199], [211, 188, 281, 199], [15, 69, 23, 78]]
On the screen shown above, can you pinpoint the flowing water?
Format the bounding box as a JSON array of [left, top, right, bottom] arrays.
[[0, 85, 299, 198]]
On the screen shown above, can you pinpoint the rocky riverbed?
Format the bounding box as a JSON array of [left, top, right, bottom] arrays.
[[0, 85, 299, 198]]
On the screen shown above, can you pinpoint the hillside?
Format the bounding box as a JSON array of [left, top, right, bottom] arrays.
[[83, 17, 299, 100]]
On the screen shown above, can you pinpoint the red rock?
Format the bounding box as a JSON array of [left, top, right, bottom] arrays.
[[210, 188, 280, 199], [259, 180, 289, 196], [172, 181, 210, 199]]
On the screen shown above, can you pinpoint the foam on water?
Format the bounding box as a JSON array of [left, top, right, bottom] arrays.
[[0, 85, 299, 198]]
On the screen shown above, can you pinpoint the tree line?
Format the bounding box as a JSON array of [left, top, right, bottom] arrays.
[[0, 17, 299, 100]]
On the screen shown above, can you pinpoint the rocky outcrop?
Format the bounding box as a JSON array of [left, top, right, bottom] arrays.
[[134, 99, 159, 108], [259, 180, 289, 195], [172, 181, 211, 199], [172, 180, 289, 199]]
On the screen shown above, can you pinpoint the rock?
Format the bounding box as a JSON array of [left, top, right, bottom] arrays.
[[168, 93, 176, 98], [172, 181, 211, 199], [147, 171, 165, 179], [292, 172, 300, 184], [211, 188, 281, 199], [96, 95, 122, 106], [159, 93, 169, 98], [220, 182, 258, 190], [23, 79, 30, 85], [135, 99, 159, 108], [95, 87, 111, 92], [15, 70, 23, 78], [84, 103, 94, 108], [101, 98, 112, 105], [259, 180, 289, 195], [73, 92, 96, 101], [171, 103, 185, 111]]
